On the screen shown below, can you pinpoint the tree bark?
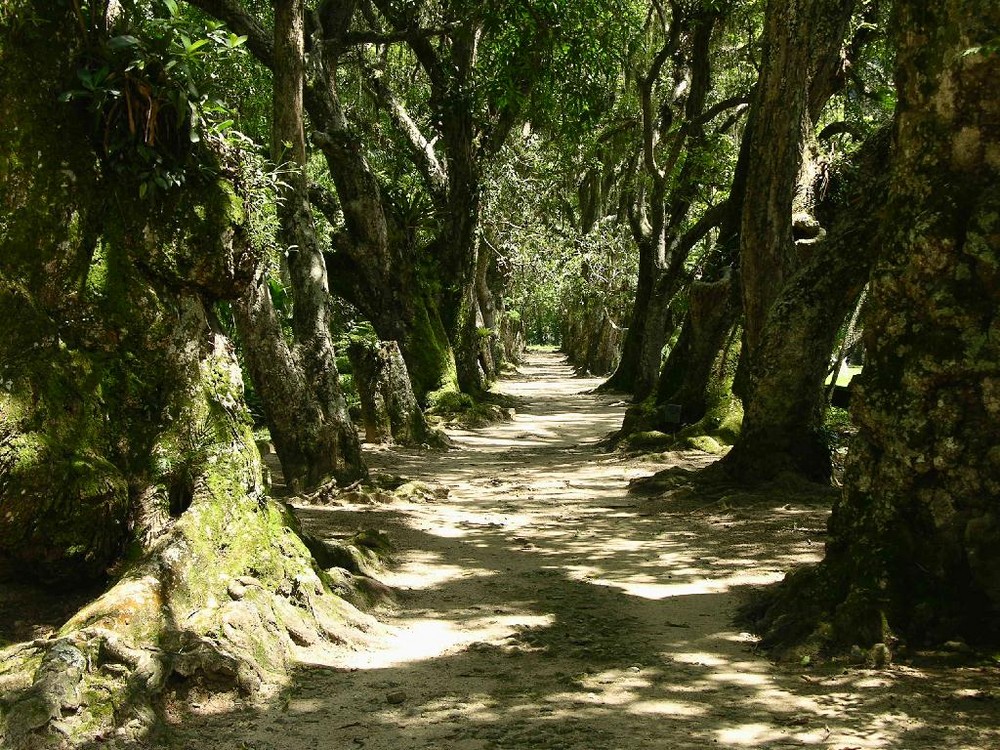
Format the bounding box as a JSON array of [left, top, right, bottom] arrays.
[[720, 128, 891, 482], [234, 273, 342, 490], [748, 0, 1000, 651], [656, 274, 741, 426], [738, 0, 853, 376], [825, 0, 1000, 644], [269, 0, 364, 485], [0, 9, 372, 745], [347, 340, 434, 446]]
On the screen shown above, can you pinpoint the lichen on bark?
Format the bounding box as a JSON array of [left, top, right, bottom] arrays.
[[744, 0, 1000, 656]]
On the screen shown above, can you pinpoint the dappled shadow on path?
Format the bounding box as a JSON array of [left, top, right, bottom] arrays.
[[156, 353, 1000, 750]]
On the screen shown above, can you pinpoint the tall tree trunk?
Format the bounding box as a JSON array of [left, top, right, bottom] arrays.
[[436, 26, 487, 396], [719, 0, 854, 477], [749, 0, 1000, 651], [602, 236, 655, 393], [739, 0, 851, 367], [721, 128, 891, 482], [476, 241, 502, 381], [269, 0, 364, 484], [234, 274, 342, 490], [605, 7, 724, 398], [656, 274, 741, 426], [0, 9, 372, 745], [824, 0, 1000, 644]]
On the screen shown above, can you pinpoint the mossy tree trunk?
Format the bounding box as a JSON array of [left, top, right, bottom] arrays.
[[267, 0, 364, 486], [738, 0, 853, 366], [824, 0, 1000, 645], [655, 274, 741, 427], [234, 273, 347, 491], [0, 5, 375, 745], [721, 0, 856, 478], [721, 128, 891, 482], [347, 340, 434, 446], [189, 0, 463, 403], [476, 241, 503, 382], [749, 0, 1000, 652]]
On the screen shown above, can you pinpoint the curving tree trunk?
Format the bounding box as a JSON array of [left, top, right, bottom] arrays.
[[721, 128, 891, 482], [0, 7, 372, 746]]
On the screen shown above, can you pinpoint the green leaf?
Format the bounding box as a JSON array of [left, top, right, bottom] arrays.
[[186, 38, 210, 54], [229, 34, 248, 48], [163, 0, 178, 16], [139, 182, 148, 198], [108, 35, 140, 51]]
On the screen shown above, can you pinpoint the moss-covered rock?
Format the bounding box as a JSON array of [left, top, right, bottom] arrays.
[[625, 430, 675, 450]]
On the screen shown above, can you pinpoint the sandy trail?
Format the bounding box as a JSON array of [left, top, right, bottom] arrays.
[[165, 352, 999, 750]]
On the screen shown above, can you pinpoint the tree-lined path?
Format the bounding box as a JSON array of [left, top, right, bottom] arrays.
[[162, 353, 999, 750]]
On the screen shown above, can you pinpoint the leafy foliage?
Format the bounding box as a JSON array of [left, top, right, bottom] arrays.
[[59, 0, 249, 197]]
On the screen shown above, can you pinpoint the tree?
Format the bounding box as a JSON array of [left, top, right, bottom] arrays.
[[236, 0, 365, 489], [604, 1, 746, 398], [0, 4, 366, 744], [705, 0, 856, 482], [748, 0, 1000, 652], [185, 0, 461, 401]]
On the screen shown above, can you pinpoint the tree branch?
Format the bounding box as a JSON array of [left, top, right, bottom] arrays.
[[691, 93, 751, 128], [638, 12, 683, 178], [673, 198, 730, 260], [369, 0, 447, 91], [360, 64, 449, 204], [340, 23, 459, 46]]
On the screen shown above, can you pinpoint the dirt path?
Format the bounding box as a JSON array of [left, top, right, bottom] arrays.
[[165, 352, 999, 750]]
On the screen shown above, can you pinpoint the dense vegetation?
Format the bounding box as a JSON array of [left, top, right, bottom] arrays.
[[1, 0, 997, 745]]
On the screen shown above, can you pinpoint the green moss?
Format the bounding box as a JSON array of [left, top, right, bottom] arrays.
[[406, 298, 459, 400], [625, 430, 675, 450], [427, 389, 475, 412], [426, 389, 515, 429], [682, 435, 724, 454]]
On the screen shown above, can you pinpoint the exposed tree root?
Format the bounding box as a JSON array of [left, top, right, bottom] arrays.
[[0, 491, 381, 749]]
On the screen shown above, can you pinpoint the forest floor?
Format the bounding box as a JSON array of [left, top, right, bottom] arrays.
[[5, 352, 999, 749]]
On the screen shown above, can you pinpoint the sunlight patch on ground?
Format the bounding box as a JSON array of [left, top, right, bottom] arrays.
[[576, 569, 787, 600], [708, 670, 770, 687], [402, 505, 537, 539], [378, 552, 496, 590], [715, 723, 787, 745], [672, 652, 729, 667], [336, 614, 555, 669]]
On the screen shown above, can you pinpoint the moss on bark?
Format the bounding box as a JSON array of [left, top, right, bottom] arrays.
[[0, 6, 381, 746], [745, 0, 1000, 655]]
